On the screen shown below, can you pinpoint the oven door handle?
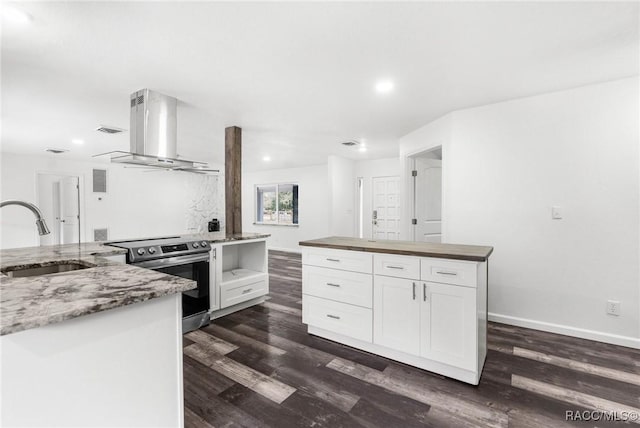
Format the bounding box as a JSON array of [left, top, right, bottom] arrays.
[[132, 253, 210, 270]]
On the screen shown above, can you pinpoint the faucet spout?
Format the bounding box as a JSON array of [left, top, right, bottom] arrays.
[[0, 200, 51, 236]]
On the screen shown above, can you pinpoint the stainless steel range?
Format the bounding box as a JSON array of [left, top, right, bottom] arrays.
[[108, 237, 211, 333]]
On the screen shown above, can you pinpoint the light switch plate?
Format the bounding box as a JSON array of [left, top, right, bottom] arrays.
[[551, 206, 562, 219]]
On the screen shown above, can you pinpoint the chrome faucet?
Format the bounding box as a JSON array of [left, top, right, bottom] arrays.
[[0, 200, 51, 235]]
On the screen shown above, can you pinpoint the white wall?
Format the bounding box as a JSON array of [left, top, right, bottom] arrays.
[[399, 113, 454, 241], [327, 155, 355, 237], [400, 77, 640, 347], [242, 164, 329, 252], [0, 153, 223, 249], [354, 157, 401, 239]]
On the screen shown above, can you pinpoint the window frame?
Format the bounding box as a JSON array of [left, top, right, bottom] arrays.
[[254, 182, 299, 227]]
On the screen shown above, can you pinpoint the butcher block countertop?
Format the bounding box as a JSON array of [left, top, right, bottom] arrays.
[[299, 236, 493, 262]]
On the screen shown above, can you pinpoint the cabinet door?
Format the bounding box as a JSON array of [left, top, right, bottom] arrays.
[[373, 275, 421, 355], [209, 246, 220, 311], [420, 282, 476, 370]]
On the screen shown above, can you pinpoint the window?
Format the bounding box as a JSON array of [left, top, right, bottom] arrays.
[[255, 183, 299, 226]]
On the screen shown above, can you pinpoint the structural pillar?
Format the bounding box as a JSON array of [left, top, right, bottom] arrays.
[[225, 126, 242, 235]]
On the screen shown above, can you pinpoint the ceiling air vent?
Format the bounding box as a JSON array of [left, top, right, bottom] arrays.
[[96, 125, 126, 134], [45, 148, 69, 154], [341, 140, 359, 147]]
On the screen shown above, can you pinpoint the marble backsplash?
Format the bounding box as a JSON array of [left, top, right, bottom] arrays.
[[184, 173, 224, 233]]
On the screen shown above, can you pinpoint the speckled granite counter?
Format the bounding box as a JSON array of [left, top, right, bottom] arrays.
[[0, 241, 125, 271], [105, 231, 271, 245], [0, 242, 195, 336], [184, 231, 270, 242]]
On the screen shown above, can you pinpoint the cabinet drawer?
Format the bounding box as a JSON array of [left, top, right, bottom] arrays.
[[303, 266, 372, 308], [221, 278, 268, 308], [374, 254, 420, 280], [303, 295, 372, 342], [421, 258, 477, 287], [303, 247, 372, 274]]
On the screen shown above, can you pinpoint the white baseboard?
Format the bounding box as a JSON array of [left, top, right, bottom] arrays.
[[268, 246, 302, 254], [488, 312, 640, 350]]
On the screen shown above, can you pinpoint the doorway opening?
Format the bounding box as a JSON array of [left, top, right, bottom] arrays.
[[410, 147, 442, 242], [36, 173, 81, 246]]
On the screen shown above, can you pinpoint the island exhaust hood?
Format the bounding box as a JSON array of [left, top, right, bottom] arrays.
[[95, 89, 217, 173]]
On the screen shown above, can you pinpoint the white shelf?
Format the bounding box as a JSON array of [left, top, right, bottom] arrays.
[[221, 268, 265, 288]]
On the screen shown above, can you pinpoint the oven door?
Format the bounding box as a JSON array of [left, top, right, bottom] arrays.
[[134, 254, 210, 317]]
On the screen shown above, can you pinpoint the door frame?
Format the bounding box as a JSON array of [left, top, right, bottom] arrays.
[[408, 145, 444, 242], [35, 170, 86, 244]]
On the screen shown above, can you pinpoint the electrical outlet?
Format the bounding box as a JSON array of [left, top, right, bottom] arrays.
[[606, 300, 621, 316]]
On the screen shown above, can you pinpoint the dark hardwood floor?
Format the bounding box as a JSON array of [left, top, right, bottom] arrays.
[[183, 250, 640, 427]]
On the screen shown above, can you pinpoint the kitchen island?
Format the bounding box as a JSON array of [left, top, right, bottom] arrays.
[[0, 242, 195, 427], [0, 231, 269, 427], [299, 236, 493, 385]]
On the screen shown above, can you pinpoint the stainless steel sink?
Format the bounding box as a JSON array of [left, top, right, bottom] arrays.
[[2, 262, 92, 278]]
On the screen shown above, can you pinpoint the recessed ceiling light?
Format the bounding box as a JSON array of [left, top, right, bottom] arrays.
[[263, 156, 271, 162], [72, 139, 84, 145], [375, 80, 394, 94], [2, 5, 32, 24], [358, 146, 367, 153]]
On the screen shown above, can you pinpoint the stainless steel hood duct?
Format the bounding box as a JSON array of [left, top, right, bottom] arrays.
[[95, 89, 217, 173]]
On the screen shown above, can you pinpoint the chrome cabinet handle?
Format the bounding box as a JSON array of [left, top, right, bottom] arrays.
[[326, 283, 341, 287], [242, 288, 253, 294], [326, 258, 340, 262], [412, 282, 416, 300], [436, 271, 457, 276], [423, 283, 428, 302], [386, 265, 404, 270], [326, 314, 340, 320]]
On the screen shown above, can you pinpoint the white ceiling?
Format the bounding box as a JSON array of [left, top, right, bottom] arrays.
[[2, 1, 638, 171]]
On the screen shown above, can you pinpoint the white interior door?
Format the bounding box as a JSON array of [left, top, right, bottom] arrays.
[[372, 176, 400, 240], [59, 176, 80, 244], [415, 158, 442, 243]]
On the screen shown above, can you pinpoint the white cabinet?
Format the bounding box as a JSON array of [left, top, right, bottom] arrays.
[[421, 257, 477, 288], [303, 266, 372, 308], [303, 295, 372, 342], [374, 254, 420, 280], [210, 239, 269, 318], [209, 248, 219, 311], [303, 247, 372, 274], [302, 243, 489, 385], [420, 282, 477, 370], [373, 276, 420, 355], [302, 249, 374, 342]]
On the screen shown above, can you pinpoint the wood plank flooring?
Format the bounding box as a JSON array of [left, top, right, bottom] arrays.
[[184, 250, 640, 427]]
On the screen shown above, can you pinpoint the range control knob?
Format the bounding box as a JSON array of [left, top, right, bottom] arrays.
[[192, 242, 200, 248], [136, 248, 145, 256], [200, 241, 208, 247], [148, 247, 156, 254]]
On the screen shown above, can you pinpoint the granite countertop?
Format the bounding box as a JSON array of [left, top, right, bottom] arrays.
[[176, 231, 270, 243], [103, 231, 271, 246], [299, 236, 493, 262], [0, 232, 270, 337], [0, 242, 196, 336]]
